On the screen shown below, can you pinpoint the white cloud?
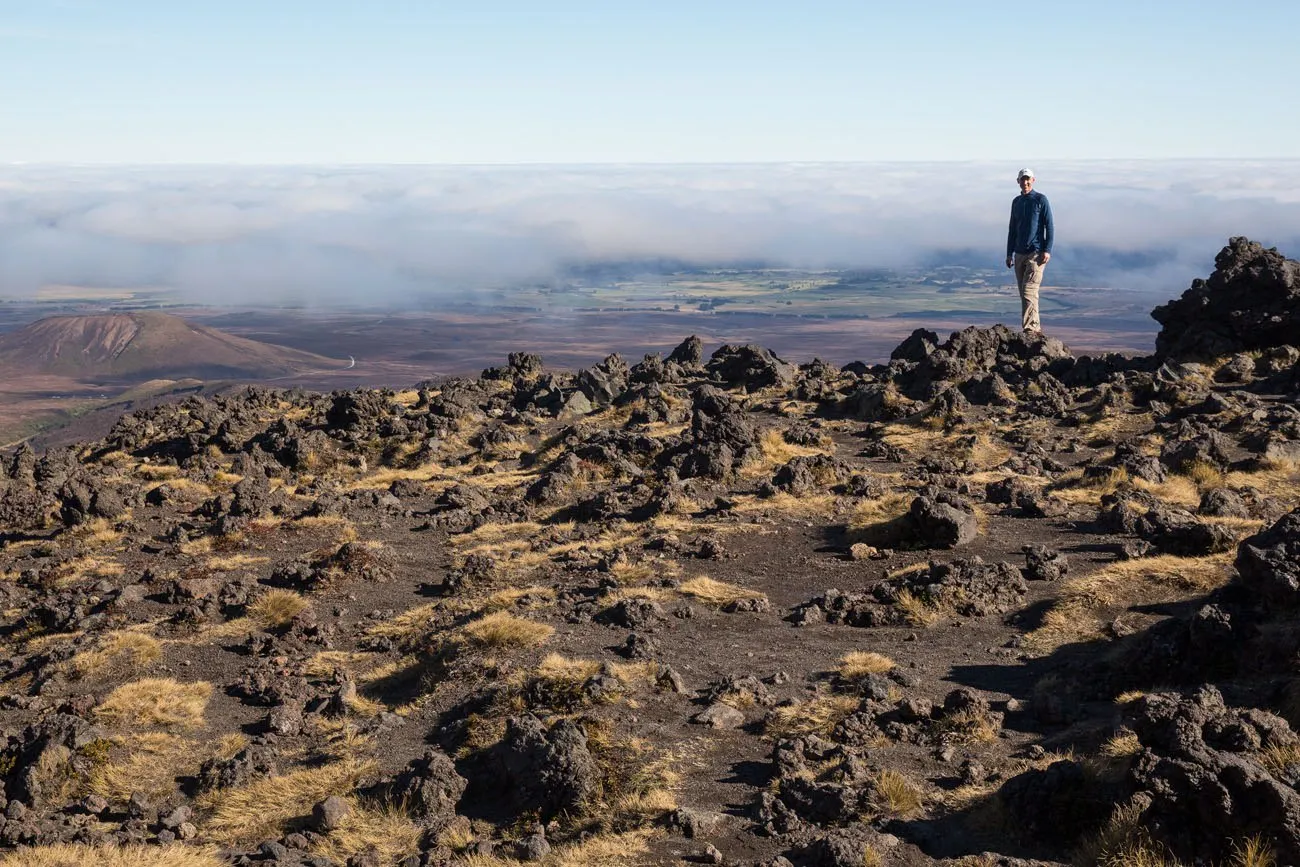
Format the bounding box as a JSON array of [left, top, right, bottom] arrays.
[[0, 161, 1297, 305]]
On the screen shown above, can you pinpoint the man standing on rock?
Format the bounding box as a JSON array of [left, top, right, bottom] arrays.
[[1005, 168, 1054, 334]]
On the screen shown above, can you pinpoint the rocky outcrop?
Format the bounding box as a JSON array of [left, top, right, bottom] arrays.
[[1153, 237, 1300, 361]]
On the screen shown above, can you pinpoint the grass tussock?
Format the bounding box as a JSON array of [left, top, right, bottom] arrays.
[[838, 651, 895, 679], [1100, 731, 1142, 759], [938, 708, 1001, 744], [1132, 475, 1202, 509], [87, 731, 247, 806], [1231, 836, 1278, 867], [0, 844, 227, 867], [1077, 798, 1189, 867], [458, 611, 555, 650], [476, 585, 558, 613], [247, 589, 310, 630], [678, 576, 767, 607], [741, 428, 833, 478], [93, 678, 212, 730], [732, 491, 838, 518], [364, 603, 440, 650], [871, 768, 925, 817], [765, 695, 859, 738], [1260, 741, 1300, 775], [198, 758, 377, 843], [896, 589, 940, 627], [1024, 553, 1233, 654], [308, 799, 423, 866], [65, 630, 161, 681], [849, 491, 913, 530]]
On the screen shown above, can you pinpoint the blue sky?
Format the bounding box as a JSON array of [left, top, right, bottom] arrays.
[[2, 0, 1298, 163]]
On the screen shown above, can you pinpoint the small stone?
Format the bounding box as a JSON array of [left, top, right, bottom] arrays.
[[161, 805, 193, 829], [693, 702, 745, 729], [259, 841, 290, 860], [177, 822, 198, 840], [848, 543, 879, 561], [312, 795, 350, 832], [80, 794, 108, 815], [156, 829, 176, 845], [516, 833, 551, 861], [703, 843, 724, 864]]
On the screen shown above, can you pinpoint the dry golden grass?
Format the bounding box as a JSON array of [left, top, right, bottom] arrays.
[[461, 829, 652, 867], [93, 678, 212, 730], [247, 590, 310, 630], [205, 553, 269, 571], [452, 520, 545, 548], [1078, 798, 1188, 867], [838, 651, 895, 679], [458, 611, 554, 650], [178, 536, 214, 556], [896, 589, 940, 627], [364, 603, 440, 649], [731, 491, 838, 518], [308, 799, 423, 866], [199, 758, 377, 843], [881, 424, 946, 454], [135, 463, 182, 482], [52, 555, 124, 587], [1133, 475, 1201, 509], [0, 844, 227, 867], [740, 428, 833, 479], [1260, 741, 1300, 775], [1024, 553, 1233, 654], [939, 708, 1001, 744], [1231, 836, 1278, 867], [474, 585, 557, 612], [65, 630, 161, 680], [345, 463, 440, 491], [871, 768, 924, 817], [678, 576, 767, 607], [146, 476, 213, 498], [535, 653, 602, 683], [765, 695, 859, 738], [303, 650, 375, 678], [88, 731, 246, 806], [848, 491, 913, 530], [1100, 731, 1142, 759]]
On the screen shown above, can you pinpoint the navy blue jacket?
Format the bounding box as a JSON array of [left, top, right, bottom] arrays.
[[1007, 190, 1054, 257]]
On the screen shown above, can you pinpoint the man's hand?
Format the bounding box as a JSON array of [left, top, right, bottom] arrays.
[[1005, 256, 1014, 269], [1039, 252, 1051, 264]]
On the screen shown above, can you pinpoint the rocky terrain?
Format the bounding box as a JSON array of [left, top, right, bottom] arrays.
[[1, 236, 1299, 867]]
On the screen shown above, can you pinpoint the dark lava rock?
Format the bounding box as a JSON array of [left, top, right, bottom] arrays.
[[390, 749, 467, 828], [1237, 507, 1300, 606], [907, 495, 978, 548], [494, 715, 598, 819], [1126, 686, 1300, 863], [706, 344, 796, 389], [1022, 546, 1068, 582], [1153, 237, 1300, 361]]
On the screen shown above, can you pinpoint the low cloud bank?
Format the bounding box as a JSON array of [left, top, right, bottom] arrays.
[[1, 161, 1297, 305]]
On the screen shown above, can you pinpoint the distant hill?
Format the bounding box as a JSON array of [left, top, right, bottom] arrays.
[[0, 311, 339, 381]]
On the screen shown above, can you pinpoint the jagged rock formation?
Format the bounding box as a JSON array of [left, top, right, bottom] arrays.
[[1153, 236, 1300, 361]]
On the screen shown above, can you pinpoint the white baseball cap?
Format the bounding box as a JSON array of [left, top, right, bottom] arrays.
[[1017, 168, 1035, 180]]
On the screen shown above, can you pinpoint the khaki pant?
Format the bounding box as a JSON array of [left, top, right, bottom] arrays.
[[1014, 252, 1047, 332]]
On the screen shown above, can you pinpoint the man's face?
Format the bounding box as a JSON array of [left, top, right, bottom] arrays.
[[1018, 175, 1034, 194]]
